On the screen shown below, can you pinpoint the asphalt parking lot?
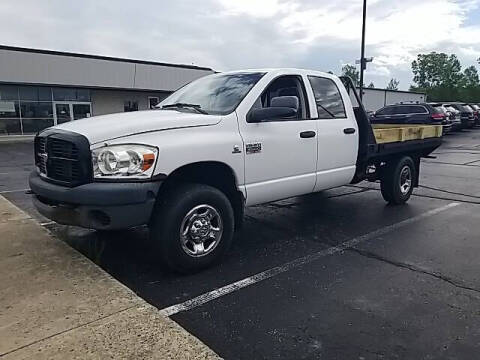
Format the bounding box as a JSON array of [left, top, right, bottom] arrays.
[[2, 129, 480, 359]]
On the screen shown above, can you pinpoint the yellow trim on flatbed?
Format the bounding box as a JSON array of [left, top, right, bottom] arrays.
[[372, 124, 443, 144]]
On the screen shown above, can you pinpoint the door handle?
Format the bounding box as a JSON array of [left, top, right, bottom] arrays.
[[343, 128, 356, 134], [300, 131, 316, 138]]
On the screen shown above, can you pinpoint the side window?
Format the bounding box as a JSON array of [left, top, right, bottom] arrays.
[[393, 106, 409, 115], [411, 105, 427, 114], [249, 75, 309, 121], [376, 106, 393, 116], [307, 76, 346, 119]]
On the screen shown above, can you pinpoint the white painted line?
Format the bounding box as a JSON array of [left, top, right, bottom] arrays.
[[0, 188, 29, 194], [40, 221, 56, 226], [159, 202, 461, 317]]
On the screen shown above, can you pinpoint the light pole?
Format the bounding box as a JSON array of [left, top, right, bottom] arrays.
[[359, 0, 367, 101]]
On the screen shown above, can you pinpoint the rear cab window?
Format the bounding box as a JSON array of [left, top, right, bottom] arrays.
[[307, 76, 346, 119]]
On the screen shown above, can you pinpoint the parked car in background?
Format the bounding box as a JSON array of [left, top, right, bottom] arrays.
[[371, 102, 448, 132], [468, 104, 480, 126], [428, 103, 455, 134], [444, 105, 463, 131], [444, 103, 475, 129]]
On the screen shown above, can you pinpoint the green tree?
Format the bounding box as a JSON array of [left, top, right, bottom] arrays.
[[367, 82, 375, 88], [459, 65, 480, 102], [411, 52, 463, 100], [463, 66, 479, 87], [386, 78, 400, 90], [341, 64, 359, 86]]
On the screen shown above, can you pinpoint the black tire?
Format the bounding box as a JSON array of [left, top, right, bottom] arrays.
[[149, 183, 234, 273], [380, 156, 415, 205]]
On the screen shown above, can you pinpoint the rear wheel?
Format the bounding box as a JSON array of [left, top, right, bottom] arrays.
[[149, 183, 234, 273], [380, 156, 415, 205]]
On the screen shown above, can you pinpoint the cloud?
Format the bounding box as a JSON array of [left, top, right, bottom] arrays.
[[0, 0, 479, 89]]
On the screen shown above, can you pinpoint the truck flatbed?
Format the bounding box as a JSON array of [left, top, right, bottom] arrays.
[[372, 124, 443, 144]]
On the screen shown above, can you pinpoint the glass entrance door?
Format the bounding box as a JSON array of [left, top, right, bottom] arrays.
[[72, 104, 91, 120], [53, 102, 91, 124], [55, 104, 71, 124]]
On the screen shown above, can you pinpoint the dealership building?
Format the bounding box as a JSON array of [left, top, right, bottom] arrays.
[[0, 45, 214, 136]]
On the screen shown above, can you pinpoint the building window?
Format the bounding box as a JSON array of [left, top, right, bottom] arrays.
[[124, 100, 138, 112], [0, 85, 19, 100], [52, 87, 91, 102], [0, 100, 21, 135], [0, 85, 92, 135], [148, 97, 160, 109]]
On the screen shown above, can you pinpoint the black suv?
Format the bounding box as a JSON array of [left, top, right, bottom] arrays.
[[371, 102, 450, 132]]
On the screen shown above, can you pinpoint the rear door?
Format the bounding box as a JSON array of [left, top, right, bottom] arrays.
[[306, 75, 359, 192]]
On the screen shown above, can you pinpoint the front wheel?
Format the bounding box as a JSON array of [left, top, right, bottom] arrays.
[[149, 183, 234, 273], [380, 156, 415, 205]]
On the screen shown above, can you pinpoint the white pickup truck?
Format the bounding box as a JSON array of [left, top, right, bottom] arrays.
[[30, 69, 442, 272]]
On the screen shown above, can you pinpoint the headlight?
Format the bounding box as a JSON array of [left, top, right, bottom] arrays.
[[92, 144, 158, 179]]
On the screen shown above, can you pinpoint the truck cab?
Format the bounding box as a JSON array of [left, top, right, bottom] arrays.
[[30, 69, 442, 273]]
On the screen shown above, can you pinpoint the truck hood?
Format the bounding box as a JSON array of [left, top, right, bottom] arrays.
[[52, 110, 222, 144]]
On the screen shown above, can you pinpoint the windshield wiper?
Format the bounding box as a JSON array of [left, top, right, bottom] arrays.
[[161, 103, 208, 114]]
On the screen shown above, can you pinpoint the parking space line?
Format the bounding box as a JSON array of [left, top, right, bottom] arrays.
[[159, 202, 460, 317], [0, 188, 29, 194]]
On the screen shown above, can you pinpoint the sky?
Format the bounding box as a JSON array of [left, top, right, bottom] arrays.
[[1, 0, 480, 90]]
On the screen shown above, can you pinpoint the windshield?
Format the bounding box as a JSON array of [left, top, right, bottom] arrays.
[[159, 72, 265, 115]]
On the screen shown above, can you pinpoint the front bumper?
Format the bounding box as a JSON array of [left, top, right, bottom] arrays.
[[29, 171, 162, 230]]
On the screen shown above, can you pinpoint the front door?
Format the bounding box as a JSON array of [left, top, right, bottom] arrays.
[[239, 75, 317, 206]]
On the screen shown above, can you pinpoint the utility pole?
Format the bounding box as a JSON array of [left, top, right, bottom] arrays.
[[359, 0, 367, 101]]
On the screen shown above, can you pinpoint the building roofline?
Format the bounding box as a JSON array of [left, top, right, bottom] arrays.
[[0, 80, 174, 93], [0, 44, 213, 72], [358, 86, 426, 96]]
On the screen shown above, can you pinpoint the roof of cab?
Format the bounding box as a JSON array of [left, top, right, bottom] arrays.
[[218, 68, 337, 78]]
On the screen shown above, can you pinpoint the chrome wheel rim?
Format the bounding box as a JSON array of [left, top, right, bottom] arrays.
[[399, 165, 412, 196], [179, 204, 223, 257]]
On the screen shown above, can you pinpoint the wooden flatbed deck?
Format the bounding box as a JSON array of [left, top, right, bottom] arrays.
[[372, 124, 443, 144]]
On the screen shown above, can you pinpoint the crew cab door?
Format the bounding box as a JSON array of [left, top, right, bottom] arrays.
[[306, 75, 358, 191], [237, 75, 317, 206]]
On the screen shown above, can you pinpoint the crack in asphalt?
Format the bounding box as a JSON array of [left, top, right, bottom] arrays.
[[347, 185, 480, 205], [347, 247, 480, 295]]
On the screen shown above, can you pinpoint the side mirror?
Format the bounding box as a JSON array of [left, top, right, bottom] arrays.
[[248, 96, 299, 123], [249, 107, 297, 122]]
